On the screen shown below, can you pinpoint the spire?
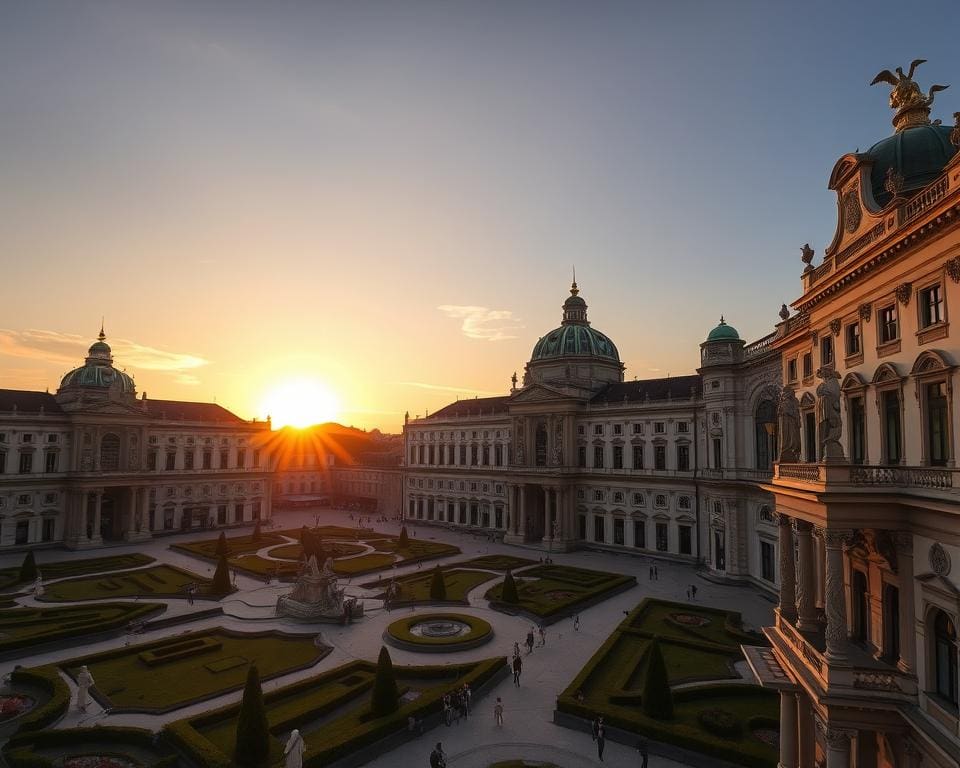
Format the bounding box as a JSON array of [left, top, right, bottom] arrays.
[[561, 275, 589, 325], [98, 318, 105, 341], [570, 265, 579, 296]]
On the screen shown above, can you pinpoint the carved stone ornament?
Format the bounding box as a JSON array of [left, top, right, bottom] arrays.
[[929, 542, 951, 576], [858, 302, 872, 321], [801, 243, 815, 271], [895, 282, 913, 305], [829, 318, 842, 336], [843, 189, 862, 232], [952, 111, 960, 148], [884, 167, 905, 196], [946, 256, 960, 284], [871, 59, 950, 133], [779, 303, 790, 321], [811, 330, 819, 345]]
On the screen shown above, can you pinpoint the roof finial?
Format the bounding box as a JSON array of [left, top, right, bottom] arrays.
[[570, 266, 579, 296], [719, 315, 725, 325], [98, 318, 105, 341]]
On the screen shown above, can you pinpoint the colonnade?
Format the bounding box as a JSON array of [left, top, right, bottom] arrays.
[[506, 483, 572, 544]]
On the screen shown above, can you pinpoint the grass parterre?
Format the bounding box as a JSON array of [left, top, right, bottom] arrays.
[[48, 628, 330, 713], [362, 568, 495, 604], [0, 554, 155, 594], [39, 564, 225, 602], [485, 564, 635, 620], [556, 598, 778, 768]]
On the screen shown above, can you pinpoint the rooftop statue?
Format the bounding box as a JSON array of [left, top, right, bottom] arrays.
[[871, 59, 949, 133]]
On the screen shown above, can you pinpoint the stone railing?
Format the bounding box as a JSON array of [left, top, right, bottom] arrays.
[[776, 612, 825, 679], [776, 463, 822, 483], [853, 671, 902, 692], [850, 466, 953, 490], [744, 332, 777, 358], [898, 174, 949, 227]]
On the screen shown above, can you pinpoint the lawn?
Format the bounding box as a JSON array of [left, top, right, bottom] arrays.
[[557, 598, 777, 768], [0, 553, 155, 593], [0, 602, 165, 655], [361, 568, 495, 603], [40, 564, 224, 602], [455, 555, 539, 571], [485, 564, 635, 620], [166, 656, 506, 768], [55, 627, 329, 713], [170, 532, 289, 560]]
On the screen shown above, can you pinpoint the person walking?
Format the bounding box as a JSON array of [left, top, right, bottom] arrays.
[[654, 565, 659, 580], [691, 584, 698, 599], [526, 628, 535, 654], [573, 614, 581, 631], [513, 641, 520, 658], [494, 697, 504, 727], [596, 716, 606, 761], [637, 737, 649, 768], [591, 716, 600, 742], [429, 742, 446, 768], [463, 683, 472, 716], [538, 625, 546, 647], [512, 654, 522, 686]]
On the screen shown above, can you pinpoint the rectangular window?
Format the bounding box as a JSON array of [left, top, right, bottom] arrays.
[[428, 445, 435, 465], [495, 444, 503, 466], [217, 504, 227, 524], [594, 446, 604, 468], [850, 396, 866, 465], [613, 519, 624, 545], [654, 445, 666, 471], [802, 352, 813, 379], [804, 412, 817, 462], [787, 358, 798, 382], [235, 502, 244, 521], [656, 523, 668, 552], [613, 424, 623, 436], [220, 449, 229, 468], [594, 515, 605, 543], [920, 284, 944, 328], [470, 445, 479, 465], [577, 446, 587, 468], [633, 520, 645, 548], [879, 305, 899, 344], [760, 540, 775, 582], [846, 322, 862, 355], [202, 451, 212, 470], [42, 517, 55, 542], [165, 452, 176, 471], [18, 452, 33, 474], [184, 450, 195, 470], [821, 335, 834, 366], [45, 451, 57, 473], [632, 445, 644, 470], [678, 525, 692, 555], [593, 424, 604, 436], [15, 520, 29, 545], [882, 391, 902, 463], [632, 423, 643, 435], [926, 381, 949, 466], [677, 422, 689, 434], [253, 450, 260, 467], [577, 425, 585, 435], [677, 444, 690, 471], [612, 445, 623, 469], [712, 438, 722, 469], [236, 450, 245, 469], [654, 422, 665, 434]]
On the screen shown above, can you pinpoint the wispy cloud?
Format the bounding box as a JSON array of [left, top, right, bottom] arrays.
[[399, 381, 502, 396], [437, 305, 523, 342], [0, 329, 210, 383]]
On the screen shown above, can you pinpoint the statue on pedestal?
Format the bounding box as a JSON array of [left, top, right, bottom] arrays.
[[777, 387, 801, 463], [76, 665, 94, 711], [816, 367, 844, 460], [284, 729, 305, 768]]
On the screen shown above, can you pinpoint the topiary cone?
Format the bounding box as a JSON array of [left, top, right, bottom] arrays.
[[371, 646, 400, 717], [211, 553, 232, 595], [252, 519, 262, 542], [641, 637, 674, 720], [398, 526, 409, 548], [429, 565, 447, 601], [235, 664, 270, 766], [18, 551, 37, 583], [500, 569, 519, 604], [215, 531, 228, 557]]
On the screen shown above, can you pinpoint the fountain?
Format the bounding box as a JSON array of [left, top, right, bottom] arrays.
[[276, 556, 363, 623]]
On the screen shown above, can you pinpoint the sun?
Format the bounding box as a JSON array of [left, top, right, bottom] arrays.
[[260, 378, 341, 429]]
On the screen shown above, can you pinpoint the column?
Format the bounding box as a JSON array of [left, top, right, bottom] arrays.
[[777, 514, 797, 622], [92, 490, 103, 540], [778, 690, 798, 768], [896, 532, 916, 674], [823, 727, 852, 768], [824, 529, 852, 662], [518, 485, 527, 541], [542, 487, 555, 543], [814, 530, 826, 615], [797, 693, 815, 768], [795, 520, 819, 631]]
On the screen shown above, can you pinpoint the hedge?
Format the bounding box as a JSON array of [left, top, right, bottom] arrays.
[[385, 613, 492, 647], [4, 726, 180, 768]]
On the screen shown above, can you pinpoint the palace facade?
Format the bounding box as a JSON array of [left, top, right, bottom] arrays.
[[0, 331, 273, 549], [402, 280, 784, 593], [743, 66, 960, 766]]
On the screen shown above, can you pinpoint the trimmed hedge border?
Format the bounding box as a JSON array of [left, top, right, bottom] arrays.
[[488, 570, 637, 626], [4, 725, 178, 768], [384, 613, 493, 653], [8, 666, 70, 736], [165, 656, 508, 768]]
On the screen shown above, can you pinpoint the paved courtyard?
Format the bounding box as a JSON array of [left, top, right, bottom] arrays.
[[0, 509, 776, 767]]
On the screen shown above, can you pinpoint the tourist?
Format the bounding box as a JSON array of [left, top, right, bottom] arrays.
[[512, 654, 522, 686], [573, 614, 581, 631], [429, 742, 446, 768], [649, 565, 654, 580], [442, 694, 452, 726], [463, 683, 472, 715], [538, 625, 546, 647], [654, 565, 659, 580], [575, 689, 585, 703], [691, 584, 698, 599], [591, 716, 600, 741], [513, 641, 520, 658], [494, 697, 504, 727], [596, 716, 606, 761], [526, 628, 535, 654], [637, 737, 649, 768]]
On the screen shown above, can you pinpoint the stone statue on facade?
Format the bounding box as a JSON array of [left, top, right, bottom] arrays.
[[777, 387, 801, 463], [815, 367, 844, 460]]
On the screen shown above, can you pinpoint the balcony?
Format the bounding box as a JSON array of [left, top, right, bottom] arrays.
[[774, 462, 956, 497]]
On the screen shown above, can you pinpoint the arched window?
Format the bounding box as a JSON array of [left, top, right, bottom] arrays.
[[99, 433, 121, 471], [934, 610, 958, 705], [882, 584, 899, 662], [535, 421, 548, 467], [852, 570, 869, 645], [754, 399, 777, 469]]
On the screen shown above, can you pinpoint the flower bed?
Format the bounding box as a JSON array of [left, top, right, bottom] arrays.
[[384, 613, 493, 652]]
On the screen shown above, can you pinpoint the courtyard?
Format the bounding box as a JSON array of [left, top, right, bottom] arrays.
[[0, 508, 777, 768]]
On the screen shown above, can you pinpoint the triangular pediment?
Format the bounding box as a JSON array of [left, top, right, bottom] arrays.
[[65, 400, 148, 417], [509, 383, 585, 405]]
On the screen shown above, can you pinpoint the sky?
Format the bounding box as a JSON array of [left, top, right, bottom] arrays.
[[1, 1, 958, 431]]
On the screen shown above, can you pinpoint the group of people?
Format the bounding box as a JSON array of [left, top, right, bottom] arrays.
[[441, 683, 472, 725]]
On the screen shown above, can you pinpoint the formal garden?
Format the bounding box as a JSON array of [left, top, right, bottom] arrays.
[[170, 525, 460, 581], [39, 564, 225, 602], [45, 628, 330, 713], [384, 613, 493, 652], [485, 564, 636, 622], [362, 566, 494, 605], [0, 553, 156, 594], [165, 651, 507, 768], [4, 725, 179, 768], [454, 555, 538, 571], [556, 597, 779, 768]]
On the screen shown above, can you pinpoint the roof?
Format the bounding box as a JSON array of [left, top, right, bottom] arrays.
[[0, 389, 64, 415], [706, 318, 741, 342], [590, 375, 701, 405], [427, 396, 511, 420], [531, 324, 620, 363], [142, 399, 248, 424]]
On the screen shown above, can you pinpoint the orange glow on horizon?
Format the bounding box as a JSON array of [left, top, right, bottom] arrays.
[[260, 378, 341, 429]]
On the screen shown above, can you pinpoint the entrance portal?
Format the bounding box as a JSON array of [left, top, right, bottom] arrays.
[[99, 493, 123, 541]]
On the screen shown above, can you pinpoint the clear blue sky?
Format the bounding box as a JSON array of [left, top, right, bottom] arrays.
[[1, 1, 958, 428]]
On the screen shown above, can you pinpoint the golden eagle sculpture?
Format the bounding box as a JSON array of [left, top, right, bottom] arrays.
[[871, 59, 949, 132]]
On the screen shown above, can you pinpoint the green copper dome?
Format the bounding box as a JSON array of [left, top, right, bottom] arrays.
[[531, 324, 620, 361], [706, 317, 741, 342], [59, 331, 136, 394], [868, 124, 956, 206]]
